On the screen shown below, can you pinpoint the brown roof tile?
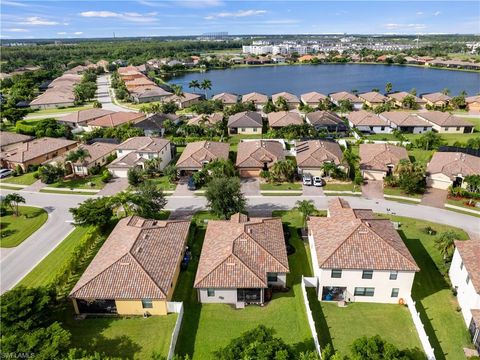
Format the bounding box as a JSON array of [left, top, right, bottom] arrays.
[[379, 111, 431, 127], [187, 113, 223, 126], [176, 141, 229, 170], [88, 112, 145, 128], [59, 109, 115, 125], [0, 132, 33, 148], [0, 137, 77, 163], [417, 111, 474, 127], [348, 110, 389, 126], [227, 111, 263, 128], [267, 111, 303, 127], [330, 91, 361, 103], [272, 92, 300, 104], [301, 92, 327, 104], [360, 143, 409, 172], [295, 140, 343, 168], [242, 92, 268, 104], [454, 240, 480, 293], [236, 140, 285, 169], [422, 92, 452, 103], [427, 152, 480, 179], [359, 91, 388, 103], [212, 92, 238, 104]]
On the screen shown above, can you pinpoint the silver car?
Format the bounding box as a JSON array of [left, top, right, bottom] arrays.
[[302, 174, 313, 186], [313, 176, 324, 187], [0, 169, 13, 179]]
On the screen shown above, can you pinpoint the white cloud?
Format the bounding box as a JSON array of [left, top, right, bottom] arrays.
[[384, 23, 427, 30], [433, 11, 441, 16], [2, 1, 28, 7], [177, 0, 224, 8], [80, 10, 157, 22], [416, 12, 424, 15], [20, 16, 59, 25], [74, 31, 83, 35], [205, 9, 267, 20], [5, 28, 29, 32], [80, 11, 119, 18], [263, 19, 299, 25], [57, 31, 67, 35]]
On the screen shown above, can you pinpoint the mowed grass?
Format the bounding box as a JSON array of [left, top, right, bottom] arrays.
[[173, 210, 315, 359], [365, 132, 480, 145], [0, 206, 48, 247], [408, 148, 434, 165], [28, 103, 93, 117], [383, 186, 423, 199], [260, 182, 302, 190], [323, 182, 357, 192], [147, 175, 177, 191], [1, 172, 38, 185], [48, 174, 105, 190]]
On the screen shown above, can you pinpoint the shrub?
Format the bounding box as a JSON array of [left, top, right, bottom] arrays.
[[127, 167, 144, 186], [15, 164, 23, 176], [87, 165, 102, 176], [101, 170, 112, 183]]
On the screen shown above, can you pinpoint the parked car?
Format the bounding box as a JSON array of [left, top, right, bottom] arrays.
[[187, 176, 196, 191], [0, 169, 13, 179], [313, 176, 324, 187], [302, 174, 313, 186]]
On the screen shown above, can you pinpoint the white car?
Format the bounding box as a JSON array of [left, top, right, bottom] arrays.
[[313, 176, 324, 187], [0, 169, 13, 179], [302, 174, 313, 186]]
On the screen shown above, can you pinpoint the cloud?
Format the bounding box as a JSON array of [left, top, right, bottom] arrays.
[[384, 23, 427, 30], [416, 11, 424, 15], [2, 1, 28, 7], [74, 31, 83, 35], [177, 0, 224, 8], [433, 11, 441, 16], [5, 28, 29, 32], [20, 16, 59, 25], [263, 19, 300, 25], [57, 31, 67, 35], [205, 9, 267, 20], [80, 10, 157, 22]]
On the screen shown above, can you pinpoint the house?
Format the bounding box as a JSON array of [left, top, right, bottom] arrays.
[[358, 91, 388, 108], [0, 137, 77, 171], [69, 216, 190, 315], [175, 141, 230, 175], [117, 66, 145, 81], [347, 110, 392, 134], [300, 92, 328, 107], [417, 111, 474, 133], [194, 213, 289, 308], [236, 140, 285, 177], [466, 95, 480, 112], [107, 137, 172, 178], [166, 92, 201, 109], [133, 113, 180, 137], [124, 78, 157, 92], [241, 92, 269, 110], [271, 55, 286, 63], [449, 240, 480, 352], [227, 111, 263, 135], [329, 91, 362, 110], [387, 92, 426, 108], [29, 90, 76, 109], [299, 55, 315, 62], [305, 111, 348, 133], [359, 143, 409, 180], [421, 92, 452, 107], [212, 92, 238, 106], [295, 140, 344, 176], [267, 111, 303, 129], [0, 132, 33, 151], [379, 111, 432, 133], [58, 109, 115, 130], [96, 60, 109, 72], [272, 92, 300, 109], [130, 86, 172, 103], [308, 198, 419, 304], [87, 112, 146, 130], [187, 113, 223, 127], [426, 152, 480, 190]]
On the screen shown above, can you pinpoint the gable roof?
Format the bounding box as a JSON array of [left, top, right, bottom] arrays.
[[212, 92, 238, 104], [301, 92, 327, 104], [454, 240, 480, 293], [176, 141, 229, 169], [29, 89, 75, 106], [306, 111, 345, 127], [59, 109, 115, 125], [130, 86, 172, 98], [388, 92, 426, 104], [0, 132, 33, 148], [347, 110, 389, 127], [133, 113, 179, 131], [359, 91, 388, 103], [422, 92, 452, 103], [272, 92, 300, 104], [194, 214, 289, 289], [295, 140, 343, 168], [236, 140, 285, 169], [69, 216, 190, 299], [227, 111, 263, 128], [187, 113, 223, 126], [360, 143, 409, 172], [417, 111, 474, 127], [116, 136, 170, 152], [427, 152, 480, 179], [308, 198, 419, 272], [242, 92, 268, 104], [466, 95, 480, 104], [166, 92, 201, 104], [57, 142, 116, 166], [0, 137, 77, 163], [267, 111, 303, 127], [329, 91, 361, 103], [379, 111, 431, 127], [88, 112, 145, 128]]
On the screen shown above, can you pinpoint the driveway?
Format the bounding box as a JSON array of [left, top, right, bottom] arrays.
[[302, 184, 325, 196], [173, 177, 193, 196], [97, 177, 129, 196], [96, 75, 137, 113], [241, 178, 260, 196], [421, 188, 447, 208], [362, 180, 384, 199]]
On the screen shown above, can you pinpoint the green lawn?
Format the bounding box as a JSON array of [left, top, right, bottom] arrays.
[[384, 186, 423, 199], [408, 149, 434, 165], [28, 104, 93, 117], [39, 189, 97, 195], [261, 192, 303, 196], [323, 182, 357, 192], [1, 172, 38, 185], [365, 132, 480, 146], [48, 174, 105, 190], [462, 117, 480, 132], [174, 210, 315, 359], [0, 206, 48, 248], [147, 175, 177, 191], [260, 182, 302, 191]]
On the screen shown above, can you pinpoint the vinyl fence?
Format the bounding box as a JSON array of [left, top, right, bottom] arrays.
[[301, 276, 322, 357], [167, 301, 184, 360], [405, 295, 436, 360]]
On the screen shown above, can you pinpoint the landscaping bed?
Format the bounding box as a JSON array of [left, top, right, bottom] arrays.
[[383, 186, 423, 199], [0, 206, 48, 248], [48, 174, 106, 190]]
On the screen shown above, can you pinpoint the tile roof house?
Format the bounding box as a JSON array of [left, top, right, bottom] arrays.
[[194, 213, 289, 307], [272, 92, 301, 109], [30, 72, 81, 109], [358, 91, 388, 108], [347, 110, 392, 134], [267, 111, 303, 128], [295, 140, 344, 177], [130, 86, 172, 104], [175, 141, 230, 174], [466, 95, 480, 113], [236, 140, 285, 177], [87, 112, 146, 130], [187, 113, 223, 127], [426, 152, 480, 190], [133, 113, 180, 136], [422, 92, 452, 107], [329, 91, 363, 110], [69, 216, 190, 315], [301, 92, 328, 106], [379, 111, 432, 133], [417, 111, 474, 133], [241, 92, 269, 109], [359, 143, 409, 180], [0, 137, 77, 171], [449, 240, 480, 340], [227, 111, 263, 135], [0, 132, 34, 151], [212, 92, 238, 105], [58, 109, 115, 129], [166, 92, 201, 109], [308, 198, 419, 303], [387, 92, 426, 108], [305, 110, 348, 133], [107, 137, 172, 178]]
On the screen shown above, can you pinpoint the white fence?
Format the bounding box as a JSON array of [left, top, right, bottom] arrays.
[[405, 296, 436, 360], [167, 301, 184, 360], [300, 276, 322, 357]]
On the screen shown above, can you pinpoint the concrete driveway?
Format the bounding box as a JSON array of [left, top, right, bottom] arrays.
[[97, 177, 129, 196], [362, 180, 384, 199], [302, 184, 325, 196], [241, 178, 260, 196], [421, 188, 447, 208]]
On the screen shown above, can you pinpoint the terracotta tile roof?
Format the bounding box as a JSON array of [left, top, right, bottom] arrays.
[[88, 112, 145, 128], [308, 198, 419, 272], [194, 214, 289, 289], [427, 152, 480, 179], [267, 111, 303, 127], [422, 92, 452, 103], [359, 91, 387, 103], [360, 143, 409, 172], [187, 113, 223, 126], [176, 141, 229, 170], [30, 89, 76, 106], [59, 109, 115, 125], [347, 110, 390, 127], [454, 240, 480, 293], [330, 91, 361, 103], [388, 92, 426, 104], [212, 92, 238, 104], [242, 92, 268, 104], [466, 95, 480, 104], [108, 152, 146, 169], [0, 132, 33, 148], [116, 136, 170, 152], [306, 111, 345, 127], [125, 77, 156, 90], [272, 92, 300, 104], [166, 92, 201, 104], [70, 216, 190, 299], [301, 92, 327, 104], [295, 140, 343, 168], [130, 86, 172, 98], [55, 142, 116, 166], [236, 140, 285, 169], [134, 113, 179, 131], [118, 65, 143, 76], [0, 137, 77, 163], [379, 111, 431, 127], [227, 111, 263, 128], [417, 111, 474, 127]]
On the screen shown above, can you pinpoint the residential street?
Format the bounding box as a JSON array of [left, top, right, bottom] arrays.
[[96, 74, 137, 112]]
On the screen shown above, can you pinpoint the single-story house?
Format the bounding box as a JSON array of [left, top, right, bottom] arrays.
[[29, 89, 76, 110], [241, 92, 268, 109], [130, 86, 172, 103], [0, 137, 77, 171], [272, 92, 300, 109], [466, 95, 480, 113], [236, 140, 285, 177], [387, 92, 426, 108], [347, 110, 392, 134], [58, 109, 115, 129], [107, 137, 172, 178], [329, 91, 363, 110], [449, 240, 480, 352], [166, 92, 202, 109], [117, 66, 146, 81], [69, 216, 190, 315], [187, 113, 223, 127], [0, 132, 34, 151], [426, 152, 480, 190], [379, 111, 432, 133], [417, 111, 474, 133], [301, 92, 328, 107], [358, 91, 388, 108], [359, 143, 409, 180], [305, 110, 348, 133], [175, 141, 230, 175], [87, 112, 146, 130], [421, 92, 452, 107], [295, 140, 344, 176], [124, 78, 157, 92], [133, 113, 180, 136], [194, 213, 289, 308], [227, 111, 263, 135], [308, 198, 419, 304], [212, 92, 238, 106], [267, 111, 303, 129]]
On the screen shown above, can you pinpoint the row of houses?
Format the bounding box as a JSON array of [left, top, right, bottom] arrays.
[[29, 73, 82, 110]]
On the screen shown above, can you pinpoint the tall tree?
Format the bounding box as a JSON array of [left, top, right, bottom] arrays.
[[200, 79, 212, 98], [70, 197, 113, 228], [4, 193, 26, 216], [295, 199, 316, 229], [205, 177, 246, 219], [385, 82, 393, 94], [435, 231, 459, 260], [65, 148, 90, 164], [188, 80, 200, 93]]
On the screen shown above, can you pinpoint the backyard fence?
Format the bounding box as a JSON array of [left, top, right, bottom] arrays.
[[167, 301, 184, 360], [405, 295, 436, 360], [301, 276, 322, 357]]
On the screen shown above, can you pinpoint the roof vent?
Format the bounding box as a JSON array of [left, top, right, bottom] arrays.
[[365, 221, 371, 227], [144, 234, 150, 240], [119, 262, 130, 266], [152, 221, 158, 226], [226, 263, 235, 266], [247, 228, 253, 234]]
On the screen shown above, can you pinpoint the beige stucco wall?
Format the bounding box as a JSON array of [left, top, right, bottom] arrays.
[[299, 167, 323, 177], [427, 173, 452, 190], [467, 102, 480, 112], [239, 169, 262, 177], [362, 169, 385, 181], [430, 124, 466, 133], [229, 127, 262, 135], [116, 299, 168, 315]]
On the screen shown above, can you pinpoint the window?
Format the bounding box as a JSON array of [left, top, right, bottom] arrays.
[[207, 289, 215, 297], [456, 127, 460, 131], [76, 166, 83, 172], [362, 270, 373, 279], [267, 273, 278, 282], [354, 287, 375, 296], [141, 299, 153, 308], [466, 275, 470, 285], [444, 127, 449, 131], [460, 261, 463, 270], [391, 288, 399, 298], [241, 128, 246, 132], [253, 128, 258, 132], [331, 269, 342, 278], [389, 271, 398, 280], [380, 126, 385, 131], [118, 150, 123, 154]]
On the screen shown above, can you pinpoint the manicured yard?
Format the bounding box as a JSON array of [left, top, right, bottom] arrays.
[[39, 189, 97, 195], [0, 206, 48, 248], [173, 210, 315, 359], [323, 182, 357, 192], [48, 174, 105, 190], [383, 186, 423, 199], [461, 117, 480, 132], [260, 182, 302, 191], [147, 175, 176, 191], [408, 148, 434, 165], [1, 172, 38, 185], [446, 197, 480, 210], [365, 132, 480, 146], [27, 103, 93, 117]]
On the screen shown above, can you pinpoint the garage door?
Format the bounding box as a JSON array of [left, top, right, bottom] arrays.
[[362, 170, 385, 181], [427, 177, 451, 190], [111, 169, 128, 178], [240, 169, 261, 177], [301, 168, 323, 177]]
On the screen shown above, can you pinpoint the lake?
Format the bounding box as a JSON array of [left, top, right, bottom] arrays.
[[170, 64, 480, 97]]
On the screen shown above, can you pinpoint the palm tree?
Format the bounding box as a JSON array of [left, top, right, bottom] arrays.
[[110, 191, 135, 217], [435, 231, 458, 261], [200, 79, 212, 98], [66, 148, 90, 164], [441, 88, 450, 96], [4, 193, 25, 216], [342, 148, 359, 179], [139, 104, 151, 115], [385, 82, 393, 94], [321, 162, 338, 178], [295, 199, 316, 229], [189, 80, 200, 93], [171, 84, 184, 98]]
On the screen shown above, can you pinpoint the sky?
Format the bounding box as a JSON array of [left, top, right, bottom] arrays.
[[1, 0, 479, 39]]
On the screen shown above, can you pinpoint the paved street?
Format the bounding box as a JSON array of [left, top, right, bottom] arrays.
[[96, 74, 137, 112]]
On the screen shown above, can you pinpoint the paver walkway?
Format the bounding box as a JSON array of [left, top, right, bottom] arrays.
[[97, 177, 129, 196], [173, 177, 193, 196], [421, 188, 448, 208], [362, 180, 384, 199]]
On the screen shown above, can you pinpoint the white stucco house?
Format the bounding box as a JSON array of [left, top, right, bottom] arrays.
[[426, 151, 480, 190], [347, 110, 392, 134]]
